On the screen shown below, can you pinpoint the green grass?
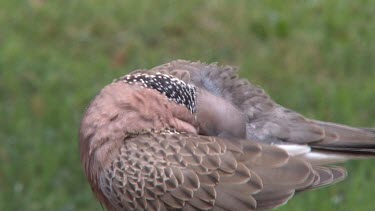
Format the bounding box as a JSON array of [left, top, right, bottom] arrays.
[[0, 0, 374, 210]]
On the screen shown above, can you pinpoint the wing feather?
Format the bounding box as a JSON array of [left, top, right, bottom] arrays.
[[99, 132, 344, 210]]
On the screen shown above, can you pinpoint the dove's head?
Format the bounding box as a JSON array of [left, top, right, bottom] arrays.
[[79, 72, 198, 169]]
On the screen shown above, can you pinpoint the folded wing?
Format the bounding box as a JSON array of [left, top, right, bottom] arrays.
[[99, 132, 345, 211]]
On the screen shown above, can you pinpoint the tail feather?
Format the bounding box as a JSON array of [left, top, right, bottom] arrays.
[[311, 121, 375, 154]]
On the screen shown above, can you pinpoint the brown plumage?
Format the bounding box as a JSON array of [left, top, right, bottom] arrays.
[[79, 60, 374, 211]]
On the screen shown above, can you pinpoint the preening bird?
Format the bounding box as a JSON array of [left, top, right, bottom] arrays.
[[79, 60, 375, 211]]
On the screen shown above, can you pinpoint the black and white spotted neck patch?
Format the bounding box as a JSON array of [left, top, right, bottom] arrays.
[[118, 72, 197, 113]]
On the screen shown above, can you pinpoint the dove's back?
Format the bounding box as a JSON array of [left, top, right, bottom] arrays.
[[147, 60, 375, 161]]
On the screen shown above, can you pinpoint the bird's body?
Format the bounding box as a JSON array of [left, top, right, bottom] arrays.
[[80, 60, 374, 210]]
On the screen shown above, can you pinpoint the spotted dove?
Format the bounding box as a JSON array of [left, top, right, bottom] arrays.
[[79, 60, 375, 211]]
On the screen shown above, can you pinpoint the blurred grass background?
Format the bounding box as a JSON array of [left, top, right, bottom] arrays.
[[1, 0, 374, 210]]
